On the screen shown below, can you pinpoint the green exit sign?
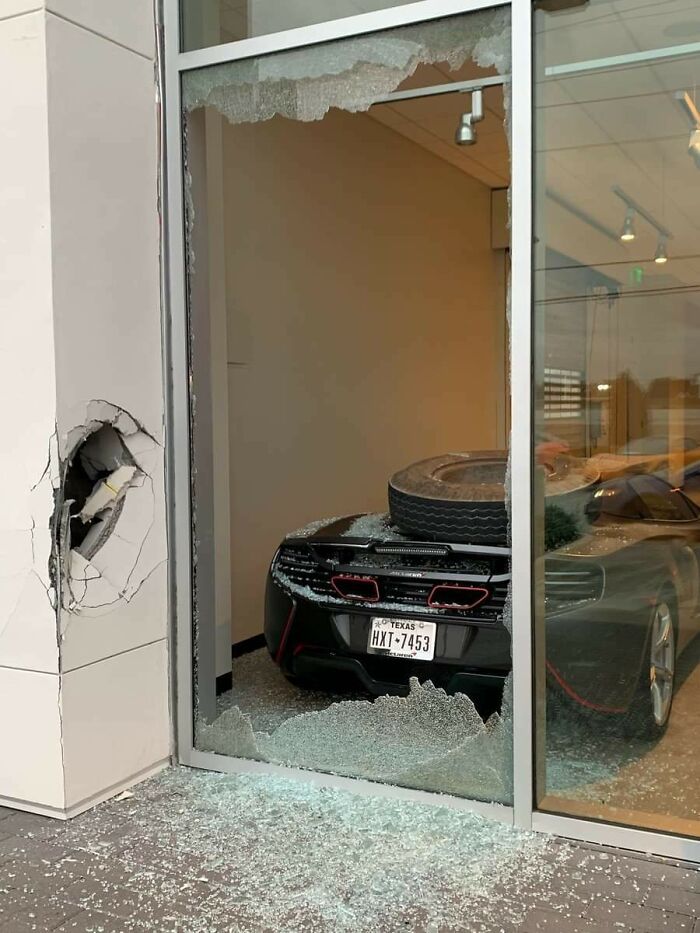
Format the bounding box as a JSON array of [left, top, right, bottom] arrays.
[[629, 266, 644, 285]]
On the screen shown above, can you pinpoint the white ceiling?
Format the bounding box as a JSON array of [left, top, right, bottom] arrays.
[[216, 0, 700, 291], [535, 0, 700, 291], [368, 61, 509, 190]]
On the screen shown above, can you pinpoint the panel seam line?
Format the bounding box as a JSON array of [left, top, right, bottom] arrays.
[[46, 9, 153, 61], [0, 8, 42, 24], [61, 637, 167, 674]]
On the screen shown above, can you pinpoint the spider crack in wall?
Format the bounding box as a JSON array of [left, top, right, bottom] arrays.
[[52, 401, 165, 623]]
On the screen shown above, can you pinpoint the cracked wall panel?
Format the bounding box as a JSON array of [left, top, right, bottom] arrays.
[[0, 445, 59, 672], [0, 13, 60, 674], [60, 561, 167, 672], [46, 15, 164, 443], [0, 568, 58, 675], [58, 407, 167, 630]]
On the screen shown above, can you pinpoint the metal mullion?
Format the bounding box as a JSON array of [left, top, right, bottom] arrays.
[[162, 0, 195, 764], [509, 0, 534, 832], [532, 811, 700, 863], [188, 748, 515, 823], [165, 0, 520, 788]]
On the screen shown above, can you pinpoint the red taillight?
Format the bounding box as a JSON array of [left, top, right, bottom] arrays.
[[427, 584, 489, 610], [331, 574, 380, 602]]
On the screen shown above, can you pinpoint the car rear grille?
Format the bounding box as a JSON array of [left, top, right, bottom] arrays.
[[313, 544, 493, 576], [274, 544, 509, 622], [276, 546, 334, 597], [545, 559, 604, 610]]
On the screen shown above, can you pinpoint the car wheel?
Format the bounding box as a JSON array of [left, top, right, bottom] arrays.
[[626, 594, 677, 738]]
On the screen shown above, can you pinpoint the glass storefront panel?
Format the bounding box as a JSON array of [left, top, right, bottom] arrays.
[[181, 0, 421, 53], [183, 9, 516, 803], [534, 0, 700, 837]]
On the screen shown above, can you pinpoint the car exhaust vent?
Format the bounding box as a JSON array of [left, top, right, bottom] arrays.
[[373, 544, 450, 557], [428, 584, 490, 610], [331, 574, 380, 602]]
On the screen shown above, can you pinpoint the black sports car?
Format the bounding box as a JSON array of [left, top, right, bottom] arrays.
[[264, 461, 700, 735]]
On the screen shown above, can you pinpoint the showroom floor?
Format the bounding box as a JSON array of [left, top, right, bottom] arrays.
[[0, 767, 699, 933]]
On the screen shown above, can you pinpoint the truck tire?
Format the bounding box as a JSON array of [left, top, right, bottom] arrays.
[[388, 452, 510, 544]]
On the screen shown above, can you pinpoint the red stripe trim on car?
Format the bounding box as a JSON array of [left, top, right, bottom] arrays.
[[546, 660, 627, 714], [275, 602, 297, 664]]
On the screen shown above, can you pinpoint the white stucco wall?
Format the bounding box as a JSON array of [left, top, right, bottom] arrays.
[[0, 2, 170, 817]]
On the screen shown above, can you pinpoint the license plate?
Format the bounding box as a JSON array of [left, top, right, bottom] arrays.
[[367, 617, 437, 661]]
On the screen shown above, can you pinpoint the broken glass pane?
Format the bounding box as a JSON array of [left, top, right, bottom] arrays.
[[182, 10, 510, 124], [185, 7, 514, 806]]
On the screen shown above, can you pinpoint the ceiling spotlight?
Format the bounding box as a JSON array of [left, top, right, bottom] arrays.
[[455, 88, 484, 147], [620, 208, 636, 242], [689, 127, 700, 168], [455, 113, 476, 145], [675, 92, 700, 168], [654, 235, 669, 264]]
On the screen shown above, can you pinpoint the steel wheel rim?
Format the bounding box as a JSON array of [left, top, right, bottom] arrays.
[[649, 602, 675, 727]]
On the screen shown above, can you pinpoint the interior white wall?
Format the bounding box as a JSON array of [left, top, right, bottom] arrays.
[[222, 107, 506, 642]]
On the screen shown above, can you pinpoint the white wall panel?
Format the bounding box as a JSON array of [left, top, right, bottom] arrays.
[[60, 562, 168, 673], [0, 10, 59, 676], [0, 668, 64, 810], [61, 641, 170, 809], [1, 2, 44, 19], [46, 14, 163, 441], [46, 0, 154, 58]]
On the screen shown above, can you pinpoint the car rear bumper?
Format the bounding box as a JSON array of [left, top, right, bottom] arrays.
[[292, 648, 508, 696], [265, 575, 511, 695]]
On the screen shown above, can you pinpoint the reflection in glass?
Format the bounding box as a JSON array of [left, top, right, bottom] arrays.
[[181, 0, 425, 53], [534, 0, 700, 836], [184, 10, 514, 803]]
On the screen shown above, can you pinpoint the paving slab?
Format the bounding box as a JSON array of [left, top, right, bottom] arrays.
[[0, 768, 696, 933]]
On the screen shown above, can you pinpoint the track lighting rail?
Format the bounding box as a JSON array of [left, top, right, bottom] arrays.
[[370, 73, 508, 106], [612, 186, 672, 240]]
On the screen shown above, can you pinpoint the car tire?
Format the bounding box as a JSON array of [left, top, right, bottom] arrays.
[[624, 589, 677, 739], [388, 452, 509, 545]]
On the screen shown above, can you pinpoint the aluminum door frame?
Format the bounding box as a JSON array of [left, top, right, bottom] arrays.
[[161, 0, 700, 861]]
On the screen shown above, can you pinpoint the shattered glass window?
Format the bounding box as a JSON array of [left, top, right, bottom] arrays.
[[183, 8, 513, 804], [534, 0, 700, 838]]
